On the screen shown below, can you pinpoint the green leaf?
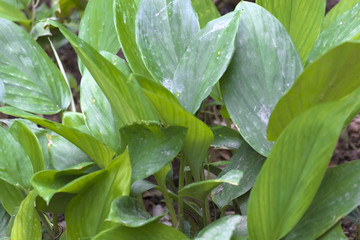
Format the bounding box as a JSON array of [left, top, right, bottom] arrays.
[[191, 0, 220, 28], [130, 180, 157, 197], [1, 0, 29, 9], [78, 0, 120, 73], [11, 191, 41, 240], [0, 18, 70, 114], [49, 20, 159, 125], [92, 222, 189, 240], [136, 75, 213, 181], [31, 162, 101, 204], [9, 120, 45, 173], [306, 3, 360, 65], [221, 2, 303, 156], [62, 111, 85, 128], [231, 216, 248, 239], [322, 0, 359, 30], [66, 150, 131, 239], [80, 52, 131, 153], [57, 0, 87, 17], [0, 204, 10, 239], [0, 126, 33, 188], [179, 170, 242, 202], [195, 215, 242, 240], [285, 159, 360, 239], [30, 21, 52, 40], [0, 79, 4, 104], [247, 91, 360, 239], [211, 126, 244, 149], [136, 0, 200, 84], [0, 1, 29, 24], [0, 179, 24, 215], [256, 0, 326, 63], [120, 124, 186, 183], [213, 144, 264, 209], [268, 41, 360, 140], [317, 222, 347, 240], [113, 0, 151, 76], [108, 196, 166, 227], [0, 106, 115, 168]]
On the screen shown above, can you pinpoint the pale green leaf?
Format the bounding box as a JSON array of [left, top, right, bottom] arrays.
[[322, 0, 359, 30], [0, 18, 70, 114], [61, 111, 86, 129], [0, 1, 29, 24], [221, 2, 303, 156], [195, 215, 242, 240], [191, 0, 220, 28], [57, 0, 86, 17], [0, 179, 24, 215]]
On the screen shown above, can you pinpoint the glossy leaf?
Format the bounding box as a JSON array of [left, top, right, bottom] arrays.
[[108, 196, 165, 227], [211, 125, 243, 149], [0, 204, 10, 239], [66, 150, 131, 239], [0, 126, 33, 188], [322, 0, 359, 30], [136, 75, 213, 181], [268, 41, 360, 140], [0, 106, 115, 168], [0, 18, 70, 114], [93, 222, 189, 240], [213, 144, 265, 209], [195, 215, 242, 240], [248, 91, 360, 239], [113, 0, 151, 76], [0, 179, 24, 214], [0, 0, 29, 24], [191, 0, 220, 28], [11, 191, 41, 240], [285, 159, 360, 239], [62, 111, 85, 128], [80, 52, 131, 153], [31, 162, 101, 204], [78, 0, 120, 73], [136, 0, 200, 84], [9, 120, 44, 173], [307, 3, 360, 65], [317, 222, 347, 240], [120, 124, 186, 183], [256, 0, 326, 63], [179, 170, 242, 202], [221, 2, 303, 156], [49, 20, 159, 125]]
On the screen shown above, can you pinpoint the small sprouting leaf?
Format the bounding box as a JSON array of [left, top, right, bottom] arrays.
[[0, 18, 70, 114], [191, 0, 220, 28], [108, 196, 166, 227], [195, 215, 242, 240], [221, 2, 303, 156]]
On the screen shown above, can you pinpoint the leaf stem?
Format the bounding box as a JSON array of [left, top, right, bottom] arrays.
[[178, 153, 185, 232], [38, 211, 55, 239], [52, 213, 59, 235]]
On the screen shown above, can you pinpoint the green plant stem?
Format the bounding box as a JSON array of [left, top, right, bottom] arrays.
[[178, 154, 185, 232], [233, 199, 241, 215], [52, 213, 59, 235], [203, 200, 211, 225], [38, 212, 55, 239]]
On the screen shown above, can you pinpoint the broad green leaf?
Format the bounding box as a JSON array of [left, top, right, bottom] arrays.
[[80, 52, 131, 153], [0, 204, 10, 239], [31, 162, 101, 204], [108, 196, 165, 227], [248, 91, 360, 239], [130, 180, 156, 197], [9, 120, 45, 173], [62, 111, 85, 129], [0, 179, 24, 214], [136, 0, 200, 84], [49, 20, 159, 125], [347, 207, 360, 224], [30, 21, 52, 40], [221, 2, 303, 156], [268, 41, 360, 140], [0, 126, 33, 188], [2, 0, 28, 9], [66, 150, 131, 239], [78, 0, 120, 73], [213, 144, 264, 209], [317, 222, 347, 240], [11, 191, 41, 240], [113, 0, 151, 76], [211, 126, 243, 149], [92, 222, 189, 240], [57, 0, 87, 17], [120, 124, 186, 183], [256, 0, 326, 63], [195, 215, 242, 240], [285, 159, 360, 239], [191, 0, 220, 28], [0, 18, 70, 114], [136, 75, 213, 181], [179, 170, 242, 202], [322, 0, 359, 30], [0, 1, 29, 24], [231, 216, 248, 239], [307, 3, 360, 65], [0, 106, 115, 168]]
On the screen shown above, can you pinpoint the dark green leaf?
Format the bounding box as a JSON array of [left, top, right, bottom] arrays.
[[0, 204, 10, 239], [317, 222, 347, 240], [195, 215, 242, 240], [248, 91, 360, 239], [108, 196, 165, 227], [130, 180, 156, 197], [285, 159, 360, 239], [211, 125, 243, 149], [191, 0, 220, 28], [0, 18, 70, 114], [221, 2, 302, 156]]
